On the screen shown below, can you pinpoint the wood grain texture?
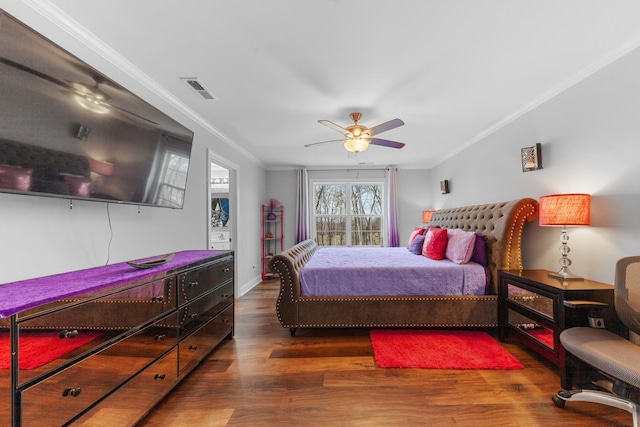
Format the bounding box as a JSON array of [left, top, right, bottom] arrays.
[[138, 280, 631, 427]]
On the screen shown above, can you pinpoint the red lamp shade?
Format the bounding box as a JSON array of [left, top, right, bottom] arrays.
[[89, 159, 114, 176], [422, 210, 435, 223], [539, 194, 590, 226]]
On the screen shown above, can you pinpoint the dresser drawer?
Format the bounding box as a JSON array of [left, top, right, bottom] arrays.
[[72, 348, 178, 426], [177, 281, 233, 334], [16, 275, 176, 386], [15, 276, 176, 330], [19, 314, 178, 426], [179, 305, 233, 375], [177, 256, 233, 305]]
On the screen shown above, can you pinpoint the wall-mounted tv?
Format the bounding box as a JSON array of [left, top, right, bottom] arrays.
[[0, 10, 194, 208]]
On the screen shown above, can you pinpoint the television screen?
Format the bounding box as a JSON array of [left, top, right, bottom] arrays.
[[0, 10, 194, 208]]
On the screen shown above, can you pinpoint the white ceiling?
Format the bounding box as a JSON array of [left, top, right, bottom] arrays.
[[21, 0, 640, 169]]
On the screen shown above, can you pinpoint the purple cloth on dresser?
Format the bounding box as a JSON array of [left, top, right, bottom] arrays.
[[299, 247, 487, 297], [0, 250, 227, 318]]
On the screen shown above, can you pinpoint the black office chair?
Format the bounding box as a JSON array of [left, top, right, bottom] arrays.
[[553, 256, 640, 427]]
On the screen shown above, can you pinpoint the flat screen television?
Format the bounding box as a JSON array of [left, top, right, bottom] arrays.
[[0, 10, 195, 208]]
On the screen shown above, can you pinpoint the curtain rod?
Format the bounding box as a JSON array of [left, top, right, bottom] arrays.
[[304, 167, 393, 172]]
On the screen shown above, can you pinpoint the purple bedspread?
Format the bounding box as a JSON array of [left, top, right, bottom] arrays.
[[300, 247, 487, 297], [0, 250, 228, 318]]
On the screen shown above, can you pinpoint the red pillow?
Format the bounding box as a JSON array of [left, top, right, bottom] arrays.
[[422, 227, 448, 260], [406, 226, 426, 248]]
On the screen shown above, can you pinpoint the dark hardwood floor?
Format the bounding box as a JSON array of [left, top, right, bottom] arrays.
[[139, 280, 631, 427]]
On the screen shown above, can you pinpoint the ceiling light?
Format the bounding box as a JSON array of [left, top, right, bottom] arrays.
[[71, 82, 111, 114], [344, 137, 369, 153]]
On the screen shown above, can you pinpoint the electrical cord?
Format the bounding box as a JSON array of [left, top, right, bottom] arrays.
[[105, 202, 113, 265]]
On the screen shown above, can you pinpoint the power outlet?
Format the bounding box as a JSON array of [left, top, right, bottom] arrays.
[[588, 317, 605, 329]]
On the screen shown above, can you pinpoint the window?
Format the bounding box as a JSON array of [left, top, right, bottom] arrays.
[[312, 181, 384, 247], [157, 152, 189, 208]]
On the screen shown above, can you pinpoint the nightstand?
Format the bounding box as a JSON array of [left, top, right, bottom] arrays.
[[498, 269, 623, 388]]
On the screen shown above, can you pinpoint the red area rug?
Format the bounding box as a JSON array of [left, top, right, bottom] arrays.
[[528, 327, 554, 348], [0, 331, 103, 370], [370, 329, 523, 370]]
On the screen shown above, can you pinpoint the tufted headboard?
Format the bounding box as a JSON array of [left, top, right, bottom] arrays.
[[270, 198, 539, 301], [0, 139, 91, 196], [428, 198, 539, 293], [0, 139, 90, 177]]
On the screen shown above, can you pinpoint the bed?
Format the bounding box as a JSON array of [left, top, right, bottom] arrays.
[[268, 198, 538, 336]]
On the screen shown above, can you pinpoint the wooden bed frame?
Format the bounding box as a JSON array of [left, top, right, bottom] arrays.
[[268, 198, 539, 336]]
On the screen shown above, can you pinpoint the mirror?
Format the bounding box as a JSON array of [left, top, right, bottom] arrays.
[[211, 197, 229, 228]]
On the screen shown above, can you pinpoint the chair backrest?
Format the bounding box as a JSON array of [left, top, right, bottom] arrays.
[[614, 256, 640, 335]]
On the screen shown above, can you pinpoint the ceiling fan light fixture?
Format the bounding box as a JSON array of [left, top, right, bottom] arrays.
[[313, 112, 405, 153], [71, 82, 111, 114], [74, 94, 110, 114], [344, 137, 369, 153]]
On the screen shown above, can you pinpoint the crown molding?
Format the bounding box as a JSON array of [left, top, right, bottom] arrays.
[[432, 32, 640, 168]]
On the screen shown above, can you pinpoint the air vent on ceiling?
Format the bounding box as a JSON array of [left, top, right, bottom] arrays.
[[181, 77, 216, 100]]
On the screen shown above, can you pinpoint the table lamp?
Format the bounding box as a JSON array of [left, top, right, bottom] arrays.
[[422, 210, 435, 223], [539, 193, 590, 281]]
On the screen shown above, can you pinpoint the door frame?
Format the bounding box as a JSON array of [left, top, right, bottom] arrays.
[[207, 149, 239, 292]]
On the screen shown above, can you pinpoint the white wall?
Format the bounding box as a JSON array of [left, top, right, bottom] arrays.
[[266, 46, 640, 285], [429, 45, 640, 284], [0, 123, 267, 296], [0, 3, 266, 295], [265, 169, 297, 250]]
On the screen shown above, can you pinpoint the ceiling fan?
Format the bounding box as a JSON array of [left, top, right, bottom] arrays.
[[305, 112, 405, 154], [0, 56, 158, 125]]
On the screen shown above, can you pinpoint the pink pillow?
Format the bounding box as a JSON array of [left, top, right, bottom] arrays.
[[445, 228, 476, 264], [406, 226, 426, 248], [0, 165, 33, 191], [61, 174, 91, 197], [422, 227, 448, 260]]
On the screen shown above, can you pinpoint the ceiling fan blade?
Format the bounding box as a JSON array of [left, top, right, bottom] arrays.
[[368, 138, 405, 149], [367, 118, 404, 136], [318, 120, 348, 135], [304, 139, 345, 148], [0, 56, 71, 89], [112, 105, 159, 125]]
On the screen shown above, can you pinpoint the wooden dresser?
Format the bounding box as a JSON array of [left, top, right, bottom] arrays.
[[0, 250, 234, 426]]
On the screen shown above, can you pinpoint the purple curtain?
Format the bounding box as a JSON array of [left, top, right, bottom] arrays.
[[386, 166, 400, 247], [295, 167, 309, 243]]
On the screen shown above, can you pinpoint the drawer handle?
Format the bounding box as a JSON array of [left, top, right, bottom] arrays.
[[154, 334, 166, 341], [189, 313, 198, 319], [189, 345, 198, 350], [189, 281, 199, 288], [62, 387, 82, 397], [222, 318, 229, 323], [151, 295, 164, 303], [154, 373, 166, 380], [222, 267, 230, 272], [59, 330, 79, 339]]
